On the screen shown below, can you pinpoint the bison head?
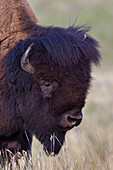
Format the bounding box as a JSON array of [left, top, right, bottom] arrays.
[[6, 25, 100, 155]]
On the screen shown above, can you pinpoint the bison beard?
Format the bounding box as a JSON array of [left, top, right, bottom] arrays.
[[0, 25, 101, 157], [36, 131, 66, 155]]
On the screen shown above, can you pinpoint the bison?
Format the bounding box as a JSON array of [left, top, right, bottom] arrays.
[[0, 0, 101, 158]]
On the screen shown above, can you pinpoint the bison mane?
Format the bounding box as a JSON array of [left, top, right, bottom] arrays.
[[6, 25, 101, 92]]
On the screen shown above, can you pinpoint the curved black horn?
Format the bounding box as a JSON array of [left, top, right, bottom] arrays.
[[21, 43, 35, 74]]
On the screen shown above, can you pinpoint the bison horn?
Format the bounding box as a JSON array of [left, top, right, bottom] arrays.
[[21, 43, 35, 74]]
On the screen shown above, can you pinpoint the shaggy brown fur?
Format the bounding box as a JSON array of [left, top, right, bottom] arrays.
[[0, 0, 39, 159]]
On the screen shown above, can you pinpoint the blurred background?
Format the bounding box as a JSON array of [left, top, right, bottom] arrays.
[[27, 0, 113, 169]]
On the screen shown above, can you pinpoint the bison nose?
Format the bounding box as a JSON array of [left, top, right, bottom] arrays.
[[59, 110, 83, 130], [67, 113, 82, 126]]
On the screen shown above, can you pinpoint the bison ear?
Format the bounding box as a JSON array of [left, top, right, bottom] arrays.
[[6, 40, 33, 93]]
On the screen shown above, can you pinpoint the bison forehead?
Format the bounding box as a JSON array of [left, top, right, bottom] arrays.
[[5, 25, 100, 96], [6, 25, 100, 76], [26, 25, 100, 69]]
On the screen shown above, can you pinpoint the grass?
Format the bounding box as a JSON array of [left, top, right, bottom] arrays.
[[1, 0, 113, 169]]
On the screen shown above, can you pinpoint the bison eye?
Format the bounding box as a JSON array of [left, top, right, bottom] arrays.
[[39, 80, 58, 98], [44, 82, 52, 87]]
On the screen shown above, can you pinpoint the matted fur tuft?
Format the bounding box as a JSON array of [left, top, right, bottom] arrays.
[[6, 25, 101, 72]]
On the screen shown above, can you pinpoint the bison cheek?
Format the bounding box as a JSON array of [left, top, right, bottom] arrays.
[[21, 99, 51, 130]]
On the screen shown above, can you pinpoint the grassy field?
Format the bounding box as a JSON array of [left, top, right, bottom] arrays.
[[1, 0, 113, 169]]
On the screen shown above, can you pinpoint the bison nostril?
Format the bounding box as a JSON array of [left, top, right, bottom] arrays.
[[67, 115, 82, 126], [67, 116, 77, 123], [59, 111, 83, 130]]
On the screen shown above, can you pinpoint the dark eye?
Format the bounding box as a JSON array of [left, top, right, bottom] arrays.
[[44, 82, 52, 87], [41, 82, 53, 91], [39, 80, 58, 98]]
